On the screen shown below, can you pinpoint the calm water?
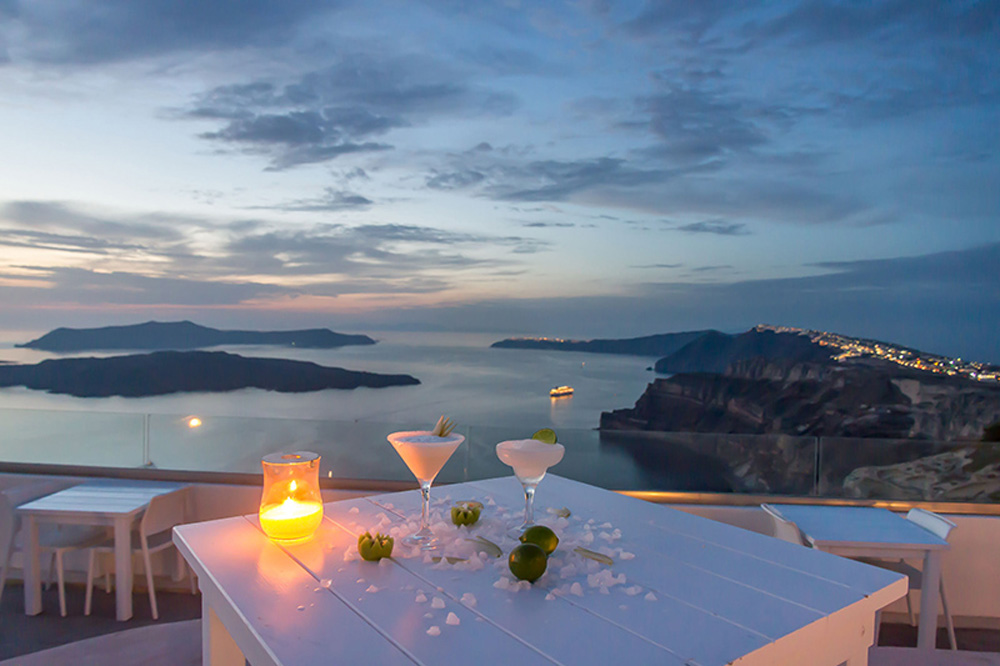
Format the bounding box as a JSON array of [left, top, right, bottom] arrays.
[[0, 331, 656, 429]]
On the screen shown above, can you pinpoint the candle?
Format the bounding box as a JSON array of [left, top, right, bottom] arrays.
[[259, 451, 324, 542], [259, 498, 323, 542]]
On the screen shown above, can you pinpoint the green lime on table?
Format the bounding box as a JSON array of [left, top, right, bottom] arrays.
[[531, 428, 558, 444], [508, 543, 547, 583], [519, 525, 559, 555]]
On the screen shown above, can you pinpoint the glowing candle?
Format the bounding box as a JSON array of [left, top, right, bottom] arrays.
[[259, 498, 323, 542], [259, 451, 324, 543]]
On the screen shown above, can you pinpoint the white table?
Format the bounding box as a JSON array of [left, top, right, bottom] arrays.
[[19, 479, 186, 621], [175, 475, 906, 666], [763, 504, 950, 652]]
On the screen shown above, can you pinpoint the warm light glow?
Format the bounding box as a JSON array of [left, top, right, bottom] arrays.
[[187, 417, 202, 428], [259, 498, 323, 542]]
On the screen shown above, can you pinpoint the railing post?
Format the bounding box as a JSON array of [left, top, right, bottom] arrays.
[[813, 436, 821, 496], [143, 413, 152, 467]]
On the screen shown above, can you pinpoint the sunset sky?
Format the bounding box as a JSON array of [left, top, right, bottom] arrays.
[[0, 1, 997, 361]]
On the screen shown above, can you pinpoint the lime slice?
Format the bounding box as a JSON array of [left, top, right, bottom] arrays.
[[465, 536, 502, 558], [574, 546, 614, 566], [531, 428, 558, 444]]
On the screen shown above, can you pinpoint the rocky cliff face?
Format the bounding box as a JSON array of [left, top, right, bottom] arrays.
[[601, 357, 1000, 441]]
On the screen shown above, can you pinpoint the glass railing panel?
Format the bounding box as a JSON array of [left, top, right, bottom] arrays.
[[818, 437, 1000, 502], [147, 415, 470, 484], [0, 407, 145, 467]]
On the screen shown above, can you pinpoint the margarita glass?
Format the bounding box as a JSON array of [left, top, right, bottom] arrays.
[[496, 438, 564, 535], [388, 430, 464, 548]]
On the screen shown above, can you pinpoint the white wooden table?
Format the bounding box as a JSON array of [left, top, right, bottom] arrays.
[[175, 475, 906, 666], [19, 479, 186, 621], [763, 504, 950, 652]]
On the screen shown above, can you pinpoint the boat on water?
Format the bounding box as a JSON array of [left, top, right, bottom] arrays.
[[549, 385, 574, 398]]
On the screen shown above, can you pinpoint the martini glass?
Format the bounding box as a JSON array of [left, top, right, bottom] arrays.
[[388, 430, 464, 549], [496, 438, 564, 536]]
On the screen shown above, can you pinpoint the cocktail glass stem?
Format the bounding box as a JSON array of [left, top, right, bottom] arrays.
[[404, 480, 436, 547], [419, 481, 431, 532], [510, 481, 538, 536]]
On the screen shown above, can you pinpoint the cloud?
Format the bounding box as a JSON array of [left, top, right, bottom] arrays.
[[489, 157, 668, 202], [675, 220, 749, 236], [426, 169, 486, 191], [1, 0, 336, 64], [255, 188, 373, 212], [185, 56, 518, 169]]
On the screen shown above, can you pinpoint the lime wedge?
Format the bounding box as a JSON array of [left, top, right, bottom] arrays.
[[531, 428, 558, 444]]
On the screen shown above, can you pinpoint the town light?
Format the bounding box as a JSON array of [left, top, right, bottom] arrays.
[[259, 451, 323, 543]]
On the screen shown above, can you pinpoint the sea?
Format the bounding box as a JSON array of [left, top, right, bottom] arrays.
[[0, 331, 655, 428], [0, 332, 715, 491]]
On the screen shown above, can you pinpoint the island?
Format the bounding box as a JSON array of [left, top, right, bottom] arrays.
[[491, 330, 714, 357], [17, 320, 377, 352], [0, 351, 419, 397]]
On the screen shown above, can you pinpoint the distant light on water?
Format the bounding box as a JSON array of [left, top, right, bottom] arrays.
[[187, 416, 202, 428]]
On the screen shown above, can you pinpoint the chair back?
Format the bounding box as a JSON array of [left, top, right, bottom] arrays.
[[141, 489, 189, 537], [0, 492, 17, 558], [761, 504, 808, 546], [905, 508, 956, 542]]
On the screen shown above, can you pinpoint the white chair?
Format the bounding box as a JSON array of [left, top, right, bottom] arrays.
[[860, 508, 958, 650], [760, 503, 810, 546], [84, 489, 195, 620], [1, 490, 109, 617]]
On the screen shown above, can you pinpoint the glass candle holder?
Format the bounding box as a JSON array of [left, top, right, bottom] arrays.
[[259, 451, 324, 543]]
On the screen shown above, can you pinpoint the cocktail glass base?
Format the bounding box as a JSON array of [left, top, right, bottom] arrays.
[[506, 519, 536, 540], [402, 526, 440, 550]]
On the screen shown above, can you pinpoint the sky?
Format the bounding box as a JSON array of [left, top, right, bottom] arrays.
[[0, 1, 998, 362]]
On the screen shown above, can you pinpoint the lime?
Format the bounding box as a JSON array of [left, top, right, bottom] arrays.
[[531, 428, 558, 444], [508, 543, 547, 583], [520, 525, 559, 555]]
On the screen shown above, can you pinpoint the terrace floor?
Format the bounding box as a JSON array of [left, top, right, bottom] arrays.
[[1, 580, 999, 664]]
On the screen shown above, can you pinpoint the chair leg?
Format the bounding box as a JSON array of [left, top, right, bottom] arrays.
[[85, 550, 95, 616], [142, 547, 158, 620], [0, 535, 15, 604], [941, 578, 957, 650], [104, 552, 112, 593], [873, 609, 882, 646], [56, 551, 67, 617], [905, 591, 916, 626], [46, 552, 56, 591]]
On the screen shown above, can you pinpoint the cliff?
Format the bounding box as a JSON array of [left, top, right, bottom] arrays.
[[18, 320, 376, 352], [491, 330, 715, 357], [0, 351, 419, 397], [654, 329, 833, 374], [601, 357, 1000, 441]]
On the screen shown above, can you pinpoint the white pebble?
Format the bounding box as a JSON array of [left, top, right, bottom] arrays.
[[545, 593, 556, 601], [620, 551, 635, 560], [320, 579, 332, 589], [460, 593, 477, 607], [569, 582, 584, 597], [415, 593, 428, 603], [431, 597, 446, 609], [446, 612, 460, 626], [645, 592, 657, 601], [427, 626, 441, 636], [365, 585, 379, 594], [379, 558, 393, 567], [515, 580, 531, 592], [424, 612, 433, 618], [599, 586, 610, 595], [296, 605, 305, 611], [356, 578, 365, 584], [349, 506, 360, 514], [494, 577, 511, 590], [624, 586, 642, 596], [600, 522, 613, 529]]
